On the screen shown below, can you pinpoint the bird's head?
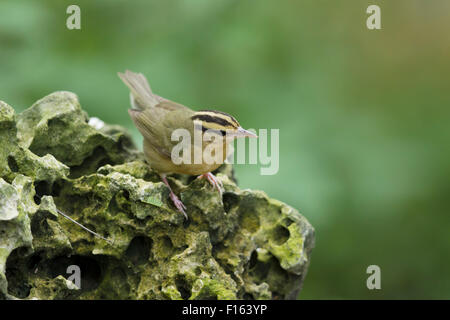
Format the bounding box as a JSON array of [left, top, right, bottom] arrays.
[[191, 110, 257, 139]]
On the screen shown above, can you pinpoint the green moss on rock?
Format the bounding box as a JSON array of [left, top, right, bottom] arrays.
[[0, 92, 314, 300]]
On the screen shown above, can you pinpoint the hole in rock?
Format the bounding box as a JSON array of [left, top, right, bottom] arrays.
[[249, 250, 258, 269], [125, 236, 152, 266], [7, 155, 18, 172], [26, 253, 43, 271], [50, 180, 63, 198], [47, 255, 102, 292], [69, 146, 114, 179], [175, 275, 191, 300], [271, 225, 290, 245], [160, 236, 174, 251], [5, 247, 33, 298], [223, 193, 239, 214], [33, 180, 52, 205]]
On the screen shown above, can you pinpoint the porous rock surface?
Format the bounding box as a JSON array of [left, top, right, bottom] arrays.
[[0, 92, 314, 300]]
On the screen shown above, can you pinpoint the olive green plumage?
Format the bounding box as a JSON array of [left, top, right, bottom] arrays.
[[118, 70, 254, 175], [118, 70, 256, 217]]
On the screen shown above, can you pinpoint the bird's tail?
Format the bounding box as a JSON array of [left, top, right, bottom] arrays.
[[118, 70, 159, 110]]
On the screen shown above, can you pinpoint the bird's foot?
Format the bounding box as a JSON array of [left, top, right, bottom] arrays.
[[169, 191, 188, 219], [197, 172, 223, 196], [160, 174, 188, 219]]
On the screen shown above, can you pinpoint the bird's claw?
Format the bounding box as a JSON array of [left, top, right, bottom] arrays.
[[170, 192, 188, 219], [198, 172, 223, 196], [161, 174, 188, 219]]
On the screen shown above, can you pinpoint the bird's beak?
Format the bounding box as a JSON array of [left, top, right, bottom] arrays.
[[235, 127, 258, 138]]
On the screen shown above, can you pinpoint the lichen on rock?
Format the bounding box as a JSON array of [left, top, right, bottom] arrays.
[[0, 91, 314, 300]]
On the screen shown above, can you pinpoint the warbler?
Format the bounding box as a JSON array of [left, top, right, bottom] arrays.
[[118, 70, 256, 218]]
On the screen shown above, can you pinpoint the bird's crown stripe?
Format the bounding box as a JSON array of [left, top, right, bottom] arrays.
[[191, 113, 237, 129]]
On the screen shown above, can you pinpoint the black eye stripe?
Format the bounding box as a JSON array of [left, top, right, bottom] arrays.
[[191, 114, 235, 128], [198, 110, 239, 126]]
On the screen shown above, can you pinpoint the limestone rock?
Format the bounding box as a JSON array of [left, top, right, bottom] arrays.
[[0, 92, 314, 300]]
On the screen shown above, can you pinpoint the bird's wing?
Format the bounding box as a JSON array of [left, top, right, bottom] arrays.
[[128, 107, 170, 158], [129, 101, 194, 159]]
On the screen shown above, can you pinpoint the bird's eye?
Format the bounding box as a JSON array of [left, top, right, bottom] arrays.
[[201, 126, 227, 136]]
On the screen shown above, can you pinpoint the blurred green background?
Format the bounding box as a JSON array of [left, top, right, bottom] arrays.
[[1, 0, 449, 299]]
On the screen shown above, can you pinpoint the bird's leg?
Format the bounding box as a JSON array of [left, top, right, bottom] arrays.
[[197, 172, 223, 196], [160, 174, 187, 219]]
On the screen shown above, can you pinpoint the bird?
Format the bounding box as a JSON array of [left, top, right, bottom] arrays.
[[118, 70, 257, 219]]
